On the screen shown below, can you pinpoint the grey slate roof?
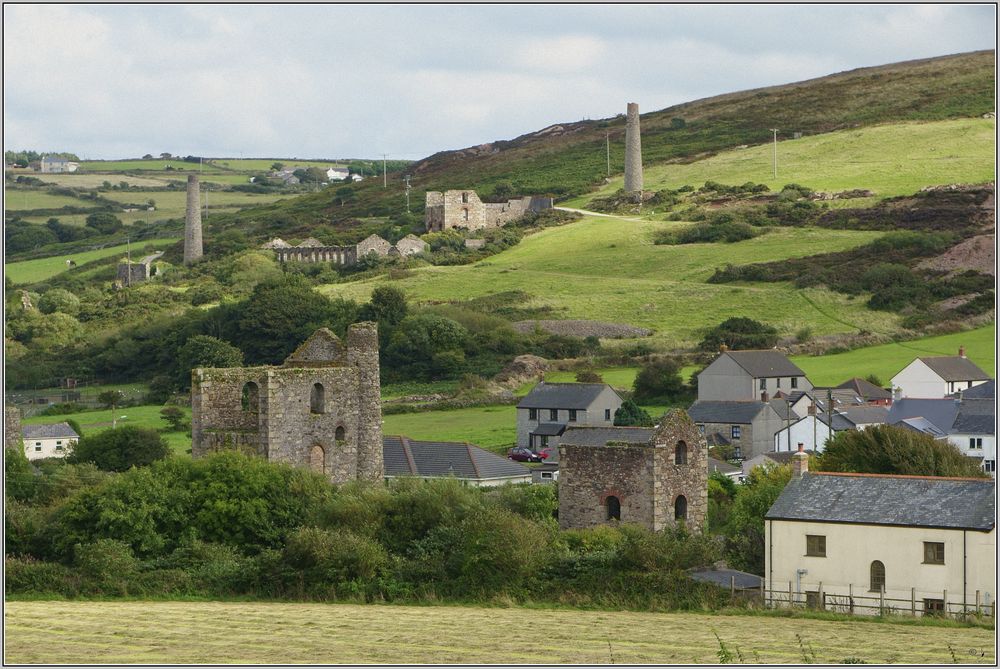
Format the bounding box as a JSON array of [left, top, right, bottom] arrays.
[[886, 398, 960, 434], [768, 398, 799, 421], [812, 412, 857, 431], [709, 457, 741, 475], [836, 377, 892, 401], [919, 356, 992, 382], [532, 423, 566, 437], [766, 472, 995, 531], [839, 405, 889, 426], [383, 436, 530, 481], [951, 399, 996, 435], [955, 380, 996, 400], [560, 426, 653, 447], [688, 400, 768, 424], [893, 417, 948, 437], [725, 350, 806, 378], [517, 382, 617, 410], [23, 422, 78, 440], [690, 568, 763, 590]]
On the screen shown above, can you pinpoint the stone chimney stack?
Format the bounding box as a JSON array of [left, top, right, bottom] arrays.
[[761, 391, 769, 402], [719, 343, 728, 353], [184, 175, 203, 265], [791, 443, 809, 478], [624, 102, 643, 197], [807, 403, 816, 415], [959, 345, 966, 358]]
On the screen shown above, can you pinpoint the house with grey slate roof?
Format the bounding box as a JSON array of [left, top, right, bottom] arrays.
[[697, 349, 812, 402], [383, 435, 531, 486], [835, 377, 892, 405], [22, 422, 78, 460], [888, 394, 996, 477], [688, 399, 786, 460], [891, 348, 992, 398], [765, 456, 996, 617], [515, 382, 622, 451], [774, 405, 888, 452]]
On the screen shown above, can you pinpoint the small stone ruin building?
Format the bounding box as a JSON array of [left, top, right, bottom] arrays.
[[115, 251, 164, 287], [270, 234, 427, 267], [558, 410, 708, 532], [424, 190, 553, 232], [191, 325, 383, 483]]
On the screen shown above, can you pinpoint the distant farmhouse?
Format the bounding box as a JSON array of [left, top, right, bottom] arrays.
[[39, 156, 78, 173], [424, 190, 553, 232], [765, 451, 996, 617], [267, 234, 427, 267], [23, 422, 79, 460], [515, 382, 623, 451], [891, 347, 991, 398]]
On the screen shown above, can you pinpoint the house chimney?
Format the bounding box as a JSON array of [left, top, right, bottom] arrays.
[[720, 343, 729, 353], [807, 403, 816, 415], [791, 443, 809, 478], [761, 391, 769, 402], [959, 346, 966, 358]]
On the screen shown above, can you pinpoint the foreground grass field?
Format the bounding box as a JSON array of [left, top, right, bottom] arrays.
[[568, 118, 996, 208], [5, 238, 180, 285], [4, 601, 993, 664], [23, 404, 192, 454], [320, 215, 894, 349]]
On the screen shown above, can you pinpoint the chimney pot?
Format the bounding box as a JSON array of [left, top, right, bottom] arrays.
[[807, 403, 816, 415], [761, 391, 769, 402], [792, 443, 809, 478]]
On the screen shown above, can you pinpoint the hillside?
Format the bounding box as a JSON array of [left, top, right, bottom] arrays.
[[210, 50, 995, 233]]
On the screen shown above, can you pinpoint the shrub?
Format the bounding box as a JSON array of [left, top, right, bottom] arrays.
[[37, 288, 81, 316], [5, 556, 77, 595], [699, 317, 779, 351], [67, 425, 169, 472], [575, 370, 603, 383], [818, 425, 989, 478], [614, 399, 654, 426]]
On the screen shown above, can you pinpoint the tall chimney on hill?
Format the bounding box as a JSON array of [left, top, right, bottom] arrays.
[[184, 175, 203, 265], [624, 102, 643, 199]]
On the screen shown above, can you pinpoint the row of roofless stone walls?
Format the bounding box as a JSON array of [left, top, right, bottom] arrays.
[[275, 246, 359, 265], [424, 190, 554, 232]]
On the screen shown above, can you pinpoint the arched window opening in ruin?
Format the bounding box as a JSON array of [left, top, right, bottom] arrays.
[[462, 208, 469, 221], [606, 495, 621, 521], [310, 383, 325, 414], [675, 441, 688, 465], [674, 495, 688, 521], [462, 192, 469, 203], [241, 382, 259, 413], [309, 444, 325, 473], [335, 426, 346, 442], [870, 560, 885, 592]]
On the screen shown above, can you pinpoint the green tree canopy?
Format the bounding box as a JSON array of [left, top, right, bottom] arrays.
[[84, 212, 123, 235], [37, 288, 81, 316], [613, 399, 653, 427], [177, 335, 244, 386], [724, 463, 792, 574], [698, 317, 779, 351], [817, 424, 988, 478], [67, 425, 169, 473], [632, 357, 689, 403]]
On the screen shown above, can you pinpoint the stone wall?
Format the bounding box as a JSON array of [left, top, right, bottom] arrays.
[[191, 325, 383, 483], [5, 406, 22, 450], [274, 234, 422, 266], [424, 190, 553, 232], [116, 262, 150, 285], [559, 410, 707, 533]]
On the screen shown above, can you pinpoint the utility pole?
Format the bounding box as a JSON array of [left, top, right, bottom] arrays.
[[770, 128, 779, 179], [606, 131, 610, 177], [382, 153, 388, 188], [404, 174, 412, 213], [125, 237, 131, 287]]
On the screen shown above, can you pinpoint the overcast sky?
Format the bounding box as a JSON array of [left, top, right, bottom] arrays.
[[3, 4, 995, 161]]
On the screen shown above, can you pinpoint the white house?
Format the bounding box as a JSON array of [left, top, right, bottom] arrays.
[[22, 423, 79, 460], [326, 167, 349, 181], [774, 405, 888, 452], [765, 452, 996, 617], [39, 156, 79, 173], [890, 347, 992, 398]]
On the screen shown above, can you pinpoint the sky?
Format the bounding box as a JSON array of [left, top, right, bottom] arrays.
[[3, 4, 996, 161]]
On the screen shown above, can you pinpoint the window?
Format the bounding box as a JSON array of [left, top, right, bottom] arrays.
[[540, 436, 549, 447], [923, 598, 945, 616], [335, 426, 346, 442], [35, 442, 41, 446], [310, 383, 325, 414], [55, 445, 63, 451], [674, 441, 687, 465], [241, 382, 260, 413], [541, 472, 553, 480], [759, 378, 766, 390], [806, 534, 826, 557], [605, 409, 611, 421], [923, 542, 945, 564], [606, 496, 621, 521], [731, 425, 741, 439], [985, 460, 996, 473], [569, 409, 577, 422], [549, 409, 558, 421], [969, 437, 983, 449], [869, 560, 885, 592], [462, 208, 469, 221], [529, 408, 537, 421], [791, 377, 798, 389], [309, 444, 325, 473], [56, 441, 62, 445], [34, 446, 41, 452], [674, 495, 687, 520], [777, 378, 783, 389], [461, 192, 469, 203], [698, 424, 705, 434]]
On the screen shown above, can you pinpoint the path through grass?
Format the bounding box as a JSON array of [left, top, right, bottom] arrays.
[[4, 601, 993, 664]]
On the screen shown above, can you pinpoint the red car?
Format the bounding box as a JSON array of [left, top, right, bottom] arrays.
[[507, 446, 545, 463]]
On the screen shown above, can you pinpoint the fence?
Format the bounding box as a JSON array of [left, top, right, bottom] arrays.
[[763, 581, 996, 621]]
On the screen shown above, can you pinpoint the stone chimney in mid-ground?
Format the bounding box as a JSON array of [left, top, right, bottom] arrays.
[[959, 345, 966, 358], [791, 443, 809, 478], [184, 175, 203, 264], [624, 102, 643, 198]]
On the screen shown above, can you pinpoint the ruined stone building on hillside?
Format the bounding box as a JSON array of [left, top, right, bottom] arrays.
[[424, 190, 553, 232], [191, 325, 383, 483], [268, 234, 428, 267]]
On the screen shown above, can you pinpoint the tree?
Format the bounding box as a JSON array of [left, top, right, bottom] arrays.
[[85, 212, 123, 235], [67, 425, 169, 472], [97, 390, 125, 411], [670, 117, 686, 129], [698, 317, 779, 351], [335, 186, 356, 206], [270, 162, 285, 171], [575, 370, 603, 383], [359, 285, 408, 330], [614, 399, 653, 427], [632, 357, 688, 403], [725, 463, 792, 574], [142, 154, 154, 160], [177, 335, 244, 385], [385, 313, 468, 379], [818, 424, 988, 478], [159, 406, 189, 432], [37, 288, 81, 316], [159, 153, 172, 159]]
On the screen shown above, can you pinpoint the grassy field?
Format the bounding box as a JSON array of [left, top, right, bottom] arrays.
[[320, 214, 894, 349], [23, 404, 192, 454], [4, 190, 91, 211], [383, 405, 517, 449], [793, 323, 996, 386], [5, 238, 179, 285], [211, 158, 347, 171], [568, 118, 996, 209], [4, 601, 993, 664]]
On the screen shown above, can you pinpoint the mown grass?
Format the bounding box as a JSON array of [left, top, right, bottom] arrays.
[[4, 601, 994, 664], [320, 214, 894, 349], [5, 237, 180, 284], [22, 404, 192, 455], [569, 118, 996, 209], [4, 190, 91, 211]]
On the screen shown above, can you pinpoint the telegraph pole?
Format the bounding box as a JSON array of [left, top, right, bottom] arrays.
[[404, 174, 412, 213], [125, 237, 131, 287], [382, 153, 388, 188], [606, 131, 610, 177], [770, 128, 778, 179]]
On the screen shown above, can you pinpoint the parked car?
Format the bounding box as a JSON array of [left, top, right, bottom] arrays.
[[507, 446, 543, 463]]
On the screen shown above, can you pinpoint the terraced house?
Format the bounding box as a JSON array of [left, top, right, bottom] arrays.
[[515, 382, 623, 451]]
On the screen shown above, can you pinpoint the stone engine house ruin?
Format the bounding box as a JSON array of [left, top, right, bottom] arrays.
[[558, 410, 708, 532], [191, 324, 383, 483], [424, 190, 553, 232]]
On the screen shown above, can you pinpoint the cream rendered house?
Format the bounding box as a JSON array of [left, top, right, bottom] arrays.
[[22, 423, 79, 460], [765, 451, 996, 617]]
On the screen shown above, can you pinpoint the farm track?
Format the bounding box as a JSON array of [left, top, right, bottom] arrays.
[[4, 601, 995, 664]]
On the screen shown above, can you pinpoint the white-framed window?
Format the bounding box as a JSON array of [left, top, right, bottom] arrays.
[[569, 409, 577, 422], [759, 378, 766, 390], [984, 460, 996, 473], [35, 442, 41, 446], [529, 408, 537, 421], [541, 472, 553, 480], [604, 409, 611, 420], [731, 425, 742, 439], [970, 437, 983, 449], [777, 378, 782, 388], [698, 424, 705, 434], [791, 377, 798, 389], [549, 409, 558, 421]]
